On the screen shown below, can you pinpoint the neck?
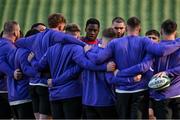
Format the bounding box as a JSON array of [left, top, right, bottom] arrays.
[[2, 34, 15, 43], [51, 28, 60, 31], [163, 34, 175, 41], [127, 31, 139, 36]]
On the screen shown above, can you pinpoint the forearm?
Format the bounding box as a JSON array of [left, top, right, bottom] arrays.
[[116, 59, 153, 78], [21, 65, 37, 77], [106, 72, 135, 85], [76, 57, 107, 71], [63, 34, 86, 47], [86, 50, 111, 64], [147, 41, 180, 56], [111, 76, 134, 85], [31, 59, 46, 71], [53, 32, 86, 47], [52, 65, 82, 86]]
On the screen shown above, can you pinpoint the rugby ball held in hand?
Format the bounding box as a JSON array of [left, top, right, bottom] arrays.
[[148, 74, 171, 90]]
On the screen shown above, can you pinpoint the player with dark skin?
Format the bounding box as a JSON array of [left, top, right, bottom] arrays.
[[85, 24, 99, 41], [81, 18, 100, 45]]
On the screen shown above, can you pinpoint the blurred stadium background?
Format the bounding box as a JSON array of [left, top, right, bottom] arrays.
[[0, 0, 179, 37]]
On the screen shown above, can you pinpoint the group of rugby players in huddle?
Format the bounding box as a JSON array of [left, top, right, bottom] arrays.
[[0, 13, 179, 119]]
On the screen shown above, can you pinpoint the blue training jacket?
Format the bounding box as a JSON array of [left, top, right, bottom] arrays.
[[32, 43, 106, 101], [0, 38, 16, 77], [15, 28, 86, 86], [151, 40, 180, 100], [82, 45, 116, 106], [7, 48, 36, 105], [86, 35, 180, 92]]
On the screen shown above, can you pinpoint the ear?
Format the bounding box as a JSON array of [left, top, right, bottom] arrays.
[[139, 27, 141, 33], [13, 31, 17, 37], [58, 24, 62, 31], [160, 29, 163, 35], [135, 27, 140, 33]]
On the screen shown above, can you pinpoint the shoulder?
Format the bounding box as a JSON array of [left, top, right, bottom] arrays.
[[139, 36, 151, 42], [112, 36, 129, 43], [108, 38, 124, 48], [109, 38, 119, 44], [69, 45, 83, 54], [0, 39, 15, 49], [142, 36, 150, 40], [138, 36, 152, 45], [17, 48, 29, 53], [0, 39, 8, 46], [176, 38, 180, 42], [47, 43, 62, 52], [51, 29, 64, 36], [73, 44, 83, 50], [16, 48, 30, 56]]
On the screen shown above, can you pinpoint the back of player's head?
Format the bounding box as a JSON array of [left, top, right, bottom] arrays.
[[65, 23, 81, 38], [31, 23, 46, 29], [25, 29, 40, 37], [145, 29, 160, 38], [102, 27, 117, 39], [161, 19, 177, 35], [48, 13, 66, 28], [85, 18, 100, 28], [112, 17, 125, 24], [65, 23, 81, 32], [127, 17, 141, 29], [3, 21, 19, 34]]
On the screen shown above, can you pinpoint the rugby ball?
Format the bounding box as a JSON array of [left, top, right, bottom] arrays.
[[148, 74, 171, 90]]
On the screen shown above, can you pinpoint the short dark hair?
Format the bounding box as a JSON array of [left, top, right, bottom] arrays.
[[31, 23, 46, 30], [112, 17, 125, 24], [127, 17, 141, 29], [85, 18, 100, 28], [65, 23, 81, 32], [102, 27, 117, 38], [145, 29, 160, 38], [25, 29, 40, 37], [161, 19, 177, 35], [3, 21, 19, 34], [48, 13, 66, 28]]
